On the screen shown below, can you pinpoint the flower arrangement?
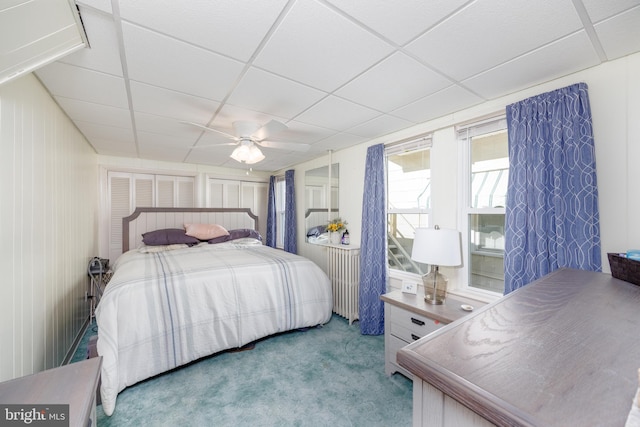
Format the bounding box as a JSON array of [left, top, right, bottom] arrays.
[[326, 217, 347, 233]]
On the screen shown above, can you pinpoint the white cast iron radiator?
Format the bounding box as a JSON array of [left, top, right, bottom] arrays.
[[327, 245, 360, 325]]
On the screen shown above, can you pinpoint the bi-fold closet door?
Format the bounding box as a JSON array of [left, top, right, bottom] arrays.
[[107, 171, 195, 261]]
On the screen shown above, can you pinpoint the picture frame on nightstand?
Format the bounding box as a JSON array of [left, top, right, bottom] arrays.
[[401, 280, 418, 295]]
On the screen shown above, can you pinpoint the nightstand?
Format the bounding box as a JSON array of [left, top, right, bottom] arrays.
[[381, 290, 484, 378]]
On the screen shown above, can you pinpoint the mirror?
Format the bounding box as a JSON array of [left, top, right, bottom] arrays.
[[305, 163, 339, 242]]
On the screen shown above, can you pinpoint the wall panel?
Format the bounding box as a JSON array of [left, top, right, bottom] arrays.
[[0, 73, 98, 381]]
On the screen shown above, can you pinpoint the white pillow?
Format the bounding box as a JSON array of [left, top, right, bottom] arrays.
[[184, 223, 229, 240]]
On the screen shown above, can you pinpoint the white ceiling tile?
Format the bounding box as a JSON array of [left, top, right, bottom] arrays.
[[253, 0, 394, 92], [335, 52, 451, 112], [406, 0, 583, 81], [54, 96, 131, 127], [581, 0, 640, 22], [463, 32, 601, 99], [136, 130, 196, 150], [594, 6, 640, 60], [122, 22, 244, 100], [119, 0, 289, 61], [326, 0, 469, 45], [134, 112, 203, 145], [346, 114, 414, 139], [274, 120, 335, 144], [184, 145, 234, 166], [226, 67, 328, 119], [76, 0, 112, 14], [60, 7, 122, 76], [312, 132, 368, 152], [90, 138, 137, 157], [35, 62, 128, 108], [129, 82, 219, 123], [391, 85, 484, 123], [74, 120, 135, 144], [210, 104, 288, 134], [295, 95, 381, 131]]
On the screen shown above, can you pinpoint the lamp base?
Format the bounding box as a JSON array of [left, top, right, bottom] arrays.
[[422, 265, 448, 305]]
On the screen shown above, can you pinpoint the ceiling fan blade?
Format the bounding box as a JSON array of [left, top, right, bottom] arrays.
[[182, 122, 238, 140], [252, 119, 287, 141], [255, 140, 310, 152], [190, 142, 238, 149]]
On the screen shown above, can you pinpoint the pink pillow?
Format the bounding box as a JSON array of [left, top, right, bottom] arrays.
[[184, 223, 229, 240]]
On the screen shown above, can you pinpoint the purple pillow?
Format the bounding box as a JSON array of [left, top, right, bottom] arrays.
[[207, 235, 231, 244], [208, 229, 262, 244], [142, 228, 200, 246], [229, 228, 262, 241]]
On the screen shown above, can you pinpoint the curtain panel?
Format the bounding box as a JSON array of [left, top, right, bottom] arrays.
[[359, 144, 387, 335], [504, 82, 601, 294], [266, 175, 276, 248], [284, 169, 297, 254]]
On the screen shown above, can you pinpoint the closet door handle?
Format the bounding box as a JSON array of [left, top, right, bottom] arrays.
[[411, 317, 425, 326], [411, 334, 421, 341]]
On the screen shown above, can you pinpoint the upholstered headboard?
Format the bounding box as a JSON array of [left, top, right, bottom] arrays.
[[122, 207, 259, 252]]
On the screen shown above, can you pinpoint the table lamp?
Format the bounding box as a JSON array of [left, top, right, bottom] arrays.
[[411, 226, 462, 304]]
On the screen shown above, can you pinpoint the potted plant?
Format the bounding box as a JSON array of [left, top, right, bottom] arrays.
[[326, 218, 347, 244]]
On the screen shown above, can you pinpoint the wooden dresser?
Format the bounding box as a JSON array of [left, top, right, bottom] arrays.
[[397, 268, 640, 426], [0, 357, 102, 427]]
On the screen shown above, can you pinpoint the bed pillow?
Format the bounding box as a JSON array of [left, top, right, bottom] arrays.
[[307, 225, 326, 238], [229, 228, 262, 241], [207, 228, 262, 244], [142, 228, 200, 246], [185, 223, 229, 240], [138, 243, 190, 253], [207, 234, 231, 244]]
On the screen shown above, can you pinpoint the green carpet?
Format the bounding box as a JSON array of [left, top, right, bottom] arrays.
[[72, 315, 412, 426]]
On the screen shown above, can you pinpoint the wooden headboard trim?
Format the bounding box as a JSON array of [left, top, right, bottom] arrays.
[[122, 207, 259, 252]]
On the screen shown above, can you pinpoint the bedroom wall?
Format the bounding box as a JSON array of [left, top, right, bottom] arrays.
[[0, 74, 98, 382], [291, 52, 640, 295]]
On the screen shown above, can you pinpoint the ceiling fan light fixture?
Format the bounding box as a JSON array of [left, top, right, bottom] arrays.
[[230, 140, 265, 164]]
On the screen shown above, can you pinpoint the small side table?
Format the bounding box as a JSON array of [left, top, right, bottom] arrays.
[[381, 290, 485, 378], [89, 270, 112, 319], [0, 357, 102, 427]]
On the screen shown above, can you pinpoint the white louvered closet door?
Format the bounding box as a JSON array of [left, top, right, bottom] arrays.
[[108, 172, 194, 260], [208, 179, 268, 239]]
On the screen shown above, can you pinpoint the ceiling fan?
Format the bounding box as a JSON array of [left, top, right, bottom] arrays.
[[186, 119, 310, 164]]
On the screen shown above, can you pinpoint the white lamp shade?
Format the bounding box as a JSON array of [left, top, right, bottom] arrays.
[[411, 227, 462, 267], [230, 141, 265, 164]]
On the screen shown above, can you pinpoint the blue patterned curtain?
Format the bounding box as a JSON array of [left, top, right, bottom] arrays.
[[359, 144, 387, 335], [266, 175, 276, 248], [284, 170, 297, 254], [504, 82, 601, 294]]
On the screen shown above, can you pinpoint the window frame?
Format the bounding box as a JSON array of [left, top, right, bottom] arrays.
[[385, 136, 433, 279], [458, 116, 508, 298], [274, 175, 286, 249]]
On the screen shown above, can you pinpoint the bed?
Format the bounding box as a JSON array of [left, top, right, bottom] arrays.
[[96, 207, 333, 416]]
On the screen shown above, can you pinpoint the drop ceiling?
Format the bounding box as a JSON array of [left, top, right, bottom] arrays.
[[25, 0, 640, 172]]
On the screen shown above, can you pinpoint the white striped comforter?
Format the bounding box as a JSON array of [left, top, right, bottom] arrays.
[[96, 240, 332, 416]]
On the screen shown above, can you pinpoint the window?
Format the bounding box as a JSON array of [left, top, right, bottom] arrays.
[[274, 176, 286, 248], [459, 117, 509, 294], [386, 137, 432, 274]]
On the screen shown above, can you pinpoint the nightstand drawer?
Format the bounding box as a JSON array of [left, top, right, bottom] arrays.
[[388, 334, 409, 366], [388, 304, 443, 341]]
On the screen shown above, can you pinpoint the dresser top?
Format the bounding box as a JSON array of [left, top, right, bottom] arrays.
[[381, 290, 485, 324], [397, 269, 640, 426], [0, 357, 102, 426]]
